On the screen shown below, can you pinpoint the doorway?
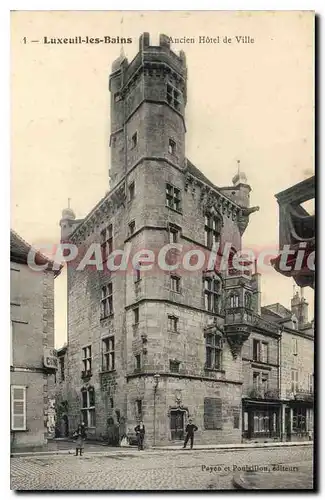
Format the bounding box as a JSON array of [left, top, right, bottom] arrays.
[[170, 409, 185, 440]]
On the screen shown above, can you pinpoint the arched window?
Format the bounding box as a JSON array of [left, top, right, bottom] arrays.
[[204, 274, 222, 314], [244, 292, 252, 310], [229, 292, 239, 309]]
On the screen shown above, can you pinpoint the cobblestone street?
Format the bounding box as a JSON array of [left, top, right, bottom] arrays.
[[11, 445, 313, 491]]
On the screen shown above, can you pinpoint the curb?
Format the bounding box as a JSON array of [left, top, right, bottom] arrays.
[[153, 441, 313, 451]]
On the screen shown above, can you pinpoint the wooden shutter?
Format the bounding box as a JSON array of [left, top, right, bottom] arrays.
[[11, 386, 26, 430]]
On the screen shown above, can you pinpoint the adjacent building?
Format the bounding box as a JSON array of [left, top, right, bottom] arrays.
[[10, 230, 59, 450], [57, 33, 314, 446]]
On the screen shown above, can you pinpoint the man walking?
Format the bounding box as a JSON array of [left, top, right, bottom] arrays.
[[183, 418, 198, 449]]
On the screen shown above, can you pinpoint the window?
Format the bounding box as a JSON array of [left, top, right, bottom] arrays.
[[253, 339, 268, 363], [100, 225, 113, 262], [204, 214, 222, 249], [135, 354, 141, 371], [134, 263, 141, 282], [204, 276, 222, 314], [292, 408, 306, 432], [166, 183, 181, 212], [261, 373, 269, 393], [82, 345, 92, 375], [253, 371, 260, 389], [169, 227, 178, 244], [169, 360, 180, 373], [253, 411, 270, 433], [204, 397, 222, 430], [170, 275, 181, 293], [168, 315, 179, 332], [291, 369, 299, 393], [101, 283, 113, 318], [129, 181, 135, 200], [166, 83, 182, 110], [81, 388, 95, 428], [128, 220, 136, 236], [309, 374, 314, 393], [136, 399, 142, 418], [229, 293, 239, 308], [133, 307, 139, 325], [59, 356, 65, 381], [11, 386, 26, 431], [292, 338, 298, 356], [131, 132, 137, 149], [102, 336, 115, 371], [244, 292, 252, 309], [168, 138, 176, 155], [205, 333, 222, 370]]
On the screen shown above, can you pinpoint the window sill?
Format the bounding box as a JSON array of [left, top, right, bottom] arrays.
[[100, 314, 114, 321], [11, 428, 28, 432], [100, 369, 116, 375], [167, 329, 179, 334], [204, 367, 225, 374], [166, 205, 183, 215]]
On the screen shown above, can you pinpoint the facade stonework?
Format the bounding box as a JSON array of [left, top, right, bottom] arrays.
[[10, 231, 57, 450], [57, 33, 314, 446]]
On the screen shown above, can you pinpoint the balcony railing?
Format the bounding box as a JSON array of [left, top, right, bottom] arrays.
[[286, 389, 314, 402], [246, 387, 280, 400], [225, 307, 279, 334]]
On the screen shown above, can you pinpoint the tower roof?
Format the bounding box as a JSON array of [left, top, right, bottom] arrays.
[[232, 160, 248, 186]]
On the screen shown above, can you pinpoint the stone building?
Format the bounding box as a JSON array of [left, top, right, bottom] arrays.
[[59, 33, 311, 446], [10, 230, 58, 450]]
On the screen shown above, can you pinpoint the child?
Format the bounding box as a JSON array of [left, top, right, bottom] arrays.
[[73, 422, 87, 456]]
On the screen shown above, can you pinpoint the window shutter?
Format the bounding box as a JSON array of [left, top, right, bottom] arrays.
[[204, 398, 222, 430], [11, 386, 26, 431]]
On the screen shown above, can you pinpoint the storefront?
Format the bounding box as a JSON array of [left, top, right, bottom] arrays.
[[242, 399, 282, 441]]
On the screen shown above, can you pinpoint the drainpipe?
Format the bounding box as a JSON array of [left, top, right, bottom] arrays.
[[279, 326, 285, 441]]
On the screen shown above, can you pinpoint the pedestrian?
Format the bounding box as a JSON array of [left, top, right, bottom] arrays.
[[73, 422, 87, 457], [183, 418, 198, 449], [134, 421, 145, 450]]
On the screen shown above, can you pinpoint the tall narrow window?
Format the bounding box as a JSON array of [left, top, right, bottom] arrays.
[[291, 369, 299, 393], [260, 342, 269, 363], [59, 356, 65, 381], [244, 292, 252, 309], [169, 227, 178, 243], [102, 336, 115, 371], [253, 339, 260, 362], [129, 220, 136, 236], [101, 283, 113, 318], [81, 388, 95, 427], [168, 315, 179, 332], [11, 386, 26, 431], [131, 132, 138, 149], [205, 333, 222, 370], [129, 181, 135, 200], [136, 399, 142, 418], [135, 354, 141, 371], [133, 307, 139, 325], [100, 225, 113, 262], [168, 139, 176, 155], [82, 345, 92, 375], [170, 275, 181, 293], [166, 183, 181, 212], [204, 214, 222, 249], [204, 276, 222, 314], [292, 338, 298, 356], [229, 292, 239, 309]]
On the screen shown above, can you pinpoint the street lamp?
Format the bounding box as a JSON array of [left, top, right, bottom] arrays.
[[153, 374, 160, 447]]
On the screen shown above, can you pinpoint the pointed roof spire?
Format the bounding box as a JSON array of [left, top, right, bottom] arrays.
[[232, 159, 248, 186]]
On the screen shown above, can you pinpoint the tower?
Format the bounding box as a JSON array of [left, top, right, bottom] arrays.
[[108, 33, 187, 189]]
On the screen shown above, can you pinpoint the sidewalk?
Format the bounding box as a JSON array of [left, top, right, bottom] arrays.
[[11, 439, 312, 457], [233, 461, 314, 490], [154, 441, 312, 451]]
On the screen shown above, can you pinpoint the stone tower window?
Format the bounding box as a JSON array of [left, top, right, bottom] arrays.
[[170, 275, 181, 293], [244, 292, 252, 309], [101, 283, 113, 318], [131, 132, 138, 149], [168, 139, 176, 155], [81, 387, 95, 428], [82, 345, 92, 375], [135, 354, 141, 371], [128, 181, 135, 201], [100, 224, 113, 263], [228, 292, 239, 309], [128, 220, 136, 236], [166, 82, 182, 111], [169, 360, 180, 373], [166, 183, 182, 212]]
